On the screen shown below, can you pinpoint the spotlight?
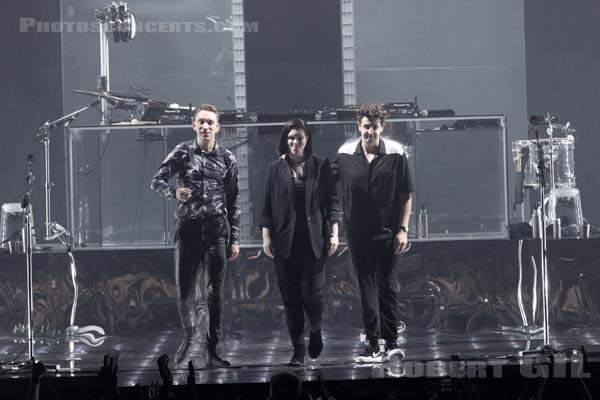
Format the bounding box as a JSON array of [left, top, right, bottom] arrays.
[[95, 2, 136, 43]]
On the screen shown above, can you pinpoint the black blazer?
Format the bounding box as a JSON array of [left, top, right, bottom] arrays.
[[260, 154, 341, 260]]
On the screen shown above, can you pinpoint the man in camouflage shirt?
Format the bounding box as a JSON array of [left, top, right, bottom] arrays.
[[151, 103, 240, 367]]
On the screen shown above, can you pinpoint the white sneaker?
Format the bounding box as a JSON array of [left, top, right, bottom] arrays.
[[355, 344, 387, 363]]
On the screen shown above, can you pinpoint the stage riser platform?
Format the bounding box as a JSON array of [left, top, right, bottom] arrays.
[[0, 238, 599, 336]]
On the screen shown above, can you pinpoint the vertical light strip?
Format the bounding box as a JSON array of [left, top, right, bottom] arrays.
[[340, 0, 356, 106], [232, 0, 247, 110], [230, 0, 251, 239]]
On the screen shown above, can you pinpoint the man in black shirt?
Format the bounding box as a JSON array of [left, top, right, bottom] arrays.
[[151, 103, 240, 367], [333, 103, 413, 363]]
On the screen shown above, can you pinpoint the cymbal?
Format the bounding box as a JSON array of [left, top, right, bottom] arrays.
[[73, 89, 136, 105], [109, 90, 148, 102]]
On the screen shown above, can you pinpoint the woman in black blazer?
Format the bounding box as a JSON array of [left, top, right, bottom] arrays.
[[261, 119, 340, 366]]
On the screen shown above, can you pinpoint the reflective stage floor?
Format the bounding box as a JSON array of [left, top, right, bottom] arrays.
[[2, 326, 600, 385], [1, 238, 600, 397]]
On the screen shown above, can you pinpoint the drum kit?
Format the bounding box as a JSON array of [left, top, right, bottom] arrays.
[[512, 119, 585, 238]]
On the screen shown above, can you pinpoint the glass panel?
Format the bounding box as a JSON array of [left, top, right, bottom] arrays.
[[67, 116, 507, 248], [414, 118, 508, 239], [61, 0, 234, 126]]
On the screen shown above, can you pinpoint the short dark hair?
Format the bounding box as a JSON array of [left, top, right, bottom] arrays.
[[357, 103, 386, 125], [269, 371, 301, 400], [193, 103, 220, 122], [276, 118, 313, 158]]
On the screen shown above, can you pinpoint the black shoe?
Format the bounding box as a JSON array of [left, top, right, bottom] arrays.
[[206, 349, 231, 368], [308, 330, 323, 359], [385, 340, 405, 361], [175, 336, 192, 364], [289, 345, 306, 366], [355, 343, 386, 363]]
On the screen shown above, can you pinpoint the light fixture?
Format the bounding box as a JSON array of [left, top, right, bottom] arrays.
[[95, 2, 136, 43], [94, 2, 136, 123]]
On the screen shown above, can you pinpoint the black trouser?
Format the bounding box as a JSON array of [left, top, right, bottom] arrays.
[[273, 236, 325, 348], [348, 236, 399, 346], [174, 216, 227, 350]]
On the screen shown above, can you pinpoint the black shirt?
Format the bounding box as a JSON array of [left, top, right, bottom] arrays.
[[150, 139, 240, 244], [332, 138, 413, 240]]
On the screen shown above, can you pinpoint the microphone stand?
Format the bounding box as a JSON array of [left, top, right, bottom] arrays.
[[37, 100, 100, 241], [34, 101, 107, 369], [520, 117, 559, 356], [22, 157, 36, 359]]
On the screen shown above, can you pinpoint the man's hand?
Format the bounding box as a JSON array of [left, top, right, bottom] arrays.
[[186, 360, 196, 386], [175, 188, 192, 202], [30, 357, 46, 382], [148, 381, 161, 400], [157, 354, 173, 388], [393, 231, 410, 255], [327, 234, 339, 256], [186, 360, 199, 400], [96, 352, 119, 400], [227, 243, 239, 261]]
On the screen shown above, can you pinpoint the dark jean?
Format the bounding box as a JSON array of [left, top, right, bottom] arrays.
[[348, 235, 399, 346], [174, 216, 227, 350]]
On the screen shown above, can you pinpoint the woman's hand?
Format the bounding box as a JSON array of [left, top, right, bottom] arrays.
[[327, 234, 339, 256], [262, 235, 274, 258]]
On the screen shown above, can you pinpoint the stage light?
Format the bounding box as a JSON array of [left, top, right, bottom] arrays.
[[95, 2, 136, 43]]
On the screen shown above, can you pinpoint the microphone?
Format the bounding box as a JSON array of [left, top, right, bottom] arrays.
[[25, 154, 35, 187], [529, 114, 559, 125]]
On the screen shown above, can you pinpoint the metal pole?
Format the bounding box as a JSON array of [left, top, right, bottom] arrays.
[[43, 130, 52, 240], [162, 128, 170, 245], [534, 120, 551, 348], [24, 204, 34, 358], [99, 22, 110, 125], [539, 185, 550, 346], [67, 128, 75, 242]]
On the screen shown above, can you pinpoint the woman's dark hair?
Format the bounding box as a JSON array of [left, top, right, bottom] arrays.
[[276, 118, 312, 158]]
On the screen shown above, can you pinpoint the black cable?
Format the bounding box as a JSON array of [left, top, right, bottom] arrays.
[[8, 344, 29, 364], [130, 141, 149, 242], [74, 131, 112, 176]]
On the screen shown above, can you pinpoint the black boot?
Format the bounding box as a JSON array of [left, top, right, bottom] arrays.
[[206, 347, 231, 368], [308, 330, 323, 359], [289, 344, 306, 367]]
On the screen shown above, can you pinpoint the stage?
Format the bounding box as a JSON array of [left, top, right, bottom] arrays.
[[1, 326, 600, 399], [1, 237, 599, 398]]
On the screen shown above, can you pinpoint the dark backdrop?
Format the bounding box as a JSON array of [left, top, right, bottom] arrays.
[[0, 0, 65, 231], [524, 0, 600, 226], [244, 0, 343, 113], [2, 1, 600, 238]]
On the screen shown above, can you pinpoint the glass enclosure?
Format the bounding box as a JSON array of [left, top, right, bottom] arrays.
[[66, 115, 508, 247]]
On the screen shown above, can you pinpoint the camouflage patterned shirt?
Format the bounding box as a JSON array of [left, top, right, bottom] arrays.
[[151, 139, 240, 244]]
